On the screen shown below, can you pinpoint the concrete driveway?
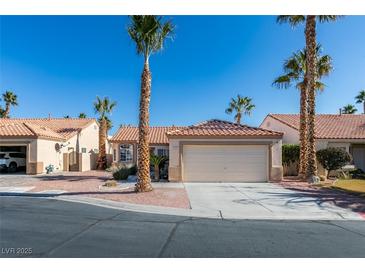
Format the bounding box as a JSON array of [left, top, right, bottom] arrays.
[[183, 182, 364, 220]]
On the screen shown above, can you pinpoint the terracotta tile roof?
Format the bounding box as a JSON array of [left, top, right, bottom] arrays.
[[166, 119, 283, 138], [267, 114, 365, 139], [110, 126, 186, 144], [0, 118, 96, 141]]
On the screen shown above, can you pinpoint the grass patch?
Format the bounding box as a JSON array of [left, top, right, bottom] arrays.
[[331, 179, 365, 195]]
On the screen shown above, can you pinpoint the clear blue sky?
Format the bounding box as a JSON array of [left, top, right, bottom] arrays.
[[1, 16, 365, 134]]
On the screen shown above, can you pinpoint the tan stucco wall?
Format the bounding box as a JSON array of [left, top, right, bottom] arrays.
[[36, 138, 63, 172], [77, 122, 99, 170], [261, 116, 299, 144], [168, 137, 282, 182]]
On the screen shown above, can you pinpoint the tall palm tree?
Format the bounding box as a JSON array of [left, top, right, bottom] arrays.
[[355, 90, 365, 114], [2, 91, 18, 118], [342, 104, 357, 114], [127, 15, 174, 192], [277, 15, 340, 181], [225, 95, 255, 124], [78, 113, 87, 118], [273, 46, 332, 177], [94, 96, 116, 170]]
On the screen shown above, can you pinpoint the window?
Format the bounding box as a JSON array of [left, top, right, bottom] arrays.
[[120, 144, 133, 162], [157, 148, 169, 157], [81, 148, 87, 153], [113, 149, 116, 161], [0, 153, 5, 159]]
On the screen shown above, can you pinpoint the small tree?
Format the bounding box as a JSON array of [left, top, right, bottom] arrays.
[[316, 148, 351, 178], [150, 154, 167, 181]]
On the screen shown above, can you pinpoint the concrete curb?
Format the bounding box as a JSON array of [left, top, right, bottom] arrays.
[[54, 195, 364, 221], [55, 196, 222, 219]]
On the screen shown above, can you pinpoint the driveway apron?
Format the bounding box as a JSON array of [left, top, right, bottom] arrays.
[[183, 182, 363, 220]]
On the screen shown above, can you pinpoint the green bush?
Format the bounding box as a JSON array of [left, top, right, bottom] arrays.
[[112, 167, 130, 180], [316, 148, 351, 177], [112, 164, 137, 180], [282, 144, 300, 165], [349, 168, 365, 179], [129, 165, 137, 175]]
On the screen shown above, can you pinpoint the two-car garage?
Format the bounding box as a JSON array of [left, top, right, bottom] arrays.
[[167, 119, 284, 183], [183, 145, 269, 182]]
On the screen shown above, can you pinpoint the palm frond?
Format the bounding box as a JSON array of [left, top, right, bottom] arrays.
[[318, 15, 342, 23], [273, 75, 292, 89], [355, 90, 365, 103], [276, 15, 305, 27], [342, 104, 357, 114]]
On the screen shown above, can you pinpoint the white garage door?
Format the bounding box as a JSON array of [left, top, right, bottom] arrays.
[[183, 145, 268, 182]]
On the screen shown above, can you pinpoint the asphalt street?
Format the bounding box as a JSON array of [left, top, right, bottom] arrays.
[[1, 196, 365, 258]]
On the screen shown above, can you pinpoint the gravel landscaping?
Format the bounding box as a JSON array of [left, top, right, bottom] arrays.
[[1, 171, 190, 209]]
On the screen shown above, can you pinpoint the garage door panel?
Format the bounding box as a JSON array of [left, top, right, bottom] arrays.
[[183, 145, 268, 182]]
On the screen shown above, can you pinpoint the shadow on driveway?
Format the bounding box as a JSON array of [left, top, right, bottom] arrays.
[[259, 186, 365, 214]]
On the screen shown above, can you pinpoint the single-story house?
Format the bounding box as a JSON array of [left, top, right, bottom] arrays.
[[0, 118, 99, 174], [110, 119, 283, 182], [260, 114, 365, 172]]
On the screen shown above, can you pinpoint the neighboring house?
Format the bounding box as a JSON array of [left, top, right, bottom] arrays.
[[260, 114, 365, 172], [110, 119, 283, 182], [0, 118, 99, 174]]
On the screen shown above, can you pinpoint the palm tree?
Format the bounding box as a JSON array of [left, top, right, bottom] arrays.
[[2, 91, 18, 118], [273, 46, 332, 177], [355, 90, 365, 114], [277, 15, 340, 181], [225, 95, 255, 124], [127, 16, 174, 192], [94, 96, 116, 170], [342, 104, 357, 114], [150, 154, 167, 181], [78, 113, 87, 118]]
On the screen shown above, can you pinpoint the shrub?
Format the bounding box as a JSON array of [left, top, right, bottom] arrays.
[[112, 167, 130, 180], [282, 144, 300, 165], [112, 164, 137, 180], [316, 148, 351, 178], [349, 168, 365, 179], [129, 165, 137, 175]]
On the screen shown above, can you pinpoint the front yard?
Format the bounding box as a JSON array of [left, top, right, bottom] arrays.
[[0, 171, 190, 209]]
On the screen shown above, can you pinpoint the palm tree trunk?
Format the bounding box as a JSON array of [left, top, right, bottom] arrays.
[[154, 164, 160, 181], [298, 85, 308, 178], [236, 113, 241, 124], [135, 61, 153, 192], [97, 118, 107, 170], [305, 15, 318, 180], [4, 104, 10, 118]]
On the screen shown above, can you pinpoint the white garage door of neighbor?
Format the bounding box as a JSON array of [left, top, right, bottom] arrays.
[[183, 145, 269, 182]]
